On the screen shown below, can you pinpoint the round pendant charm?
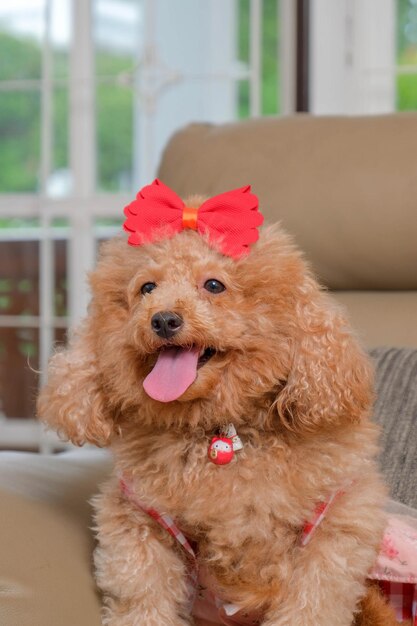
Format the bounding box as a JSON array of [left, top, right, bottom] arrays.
[[208, 436, 234, 465]]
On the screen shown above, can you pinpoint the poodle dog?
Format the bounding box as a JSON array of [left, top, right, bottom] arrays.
[[38, 181, 402, 626]]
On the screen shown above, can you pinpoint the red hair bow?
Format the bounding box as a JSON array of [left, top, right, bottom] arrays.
[[123, 179, 263, 259]]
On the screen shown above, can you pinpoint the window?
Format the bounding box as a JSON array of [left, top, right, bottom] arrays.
[[397, 0, 417, 110], [0, 0, 291, 451], [5, 1, 412, 451]]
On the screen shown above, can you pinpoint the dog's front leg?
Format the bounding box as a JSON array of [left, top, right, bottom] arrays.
[[262, 524, 380, 626], [93, 480, 194, 626]]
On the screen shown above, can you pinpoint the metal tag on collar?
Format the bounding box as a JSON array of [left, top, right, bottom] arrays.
[[220, 423, 243, 451]]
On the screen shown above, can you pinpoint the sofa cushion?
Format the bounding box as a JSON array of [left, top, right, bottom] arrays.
[[158, 114, 417, 291], [0, 449, 112, 626], [333, 292, 417, 348], [371, 347, 417, 509]]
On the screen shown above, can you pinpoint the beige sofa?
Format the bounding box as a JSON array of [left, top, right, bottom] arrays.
[[158, 113, 417, 348], [1, 114, 416, 626]]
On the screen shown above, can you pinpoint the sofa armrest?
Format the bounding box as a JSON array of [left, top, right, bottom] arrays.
[[0, 450, 111, 626]]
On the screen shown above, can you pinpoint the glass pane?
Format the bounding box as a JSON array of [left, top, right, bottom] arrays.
[[52, 85, 70, 186], [0, 2, 45, 193], [96, 83, 134, 192], [55, 326, 67, 347], [237, 0, 280, 118], [397, 71, 417, 110], [237, 0, 250, 119], [54, 236, 67, 317], [262, 0, 280, 115], [0, 219, 69, 320], [0, 30, 41, 83], [0, 1, 47, 41], [0, 225, 40, 317], [50, 0, 71, 195], [0, 327, 39, 419], [51, 0, 71, 70], [0, 218, 68, 422], [396, 0, 417, 110], [94, 0, 140, 192], [0, 1, 71, 195], [0, 90, 41, 193]]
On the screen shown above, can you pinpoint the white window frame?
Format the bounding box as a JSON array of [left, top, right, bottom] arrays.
[[310, 0, 396, 115]]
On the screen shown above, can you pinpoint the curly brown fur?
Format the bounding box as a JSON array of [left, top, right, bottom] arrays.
[[38, 203, 395, 626]]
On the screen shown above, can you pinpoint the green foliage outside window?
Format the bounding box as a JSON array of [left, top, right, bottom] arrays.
[[238, 0, 280, 118], [0, 1, 416, 195], [397, 0, 417, 110], [0, 34, 40, 193]]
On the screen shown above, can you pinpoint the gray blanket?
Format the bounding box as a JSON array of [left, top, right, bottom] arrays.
[[371, 347, 417, 509]]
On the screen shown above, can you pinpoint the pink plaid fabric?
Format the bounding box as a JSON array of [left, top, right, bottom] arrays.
[[378, 581, 417, 623], [301, 492, 417, 625], [120, 476, 196, 559], [370, 514, 417, 625], [120, 476, 417, 625]]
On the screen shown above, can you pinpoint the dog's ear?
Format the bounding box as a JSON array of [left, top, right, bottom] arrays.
[[273, 277, 373, 432], [37, 321, 114, 447]]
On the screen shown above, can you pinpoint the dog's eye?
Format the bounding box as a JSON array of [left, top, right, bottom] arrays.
[[204, 279, 226, 294], [140, 282, 157, 295]]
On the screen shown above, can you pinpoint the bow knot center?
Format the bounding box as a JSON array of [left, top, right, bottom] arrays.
[[182, 206, 199, 231]]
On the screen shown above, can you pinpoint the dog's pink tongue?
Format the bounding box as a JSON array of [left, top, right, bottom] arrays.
[[143, 346, 200, 403]]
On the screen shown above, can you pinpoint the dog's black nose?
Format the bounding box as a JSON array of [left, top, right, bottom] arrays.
[[151, 311, 183, 339]]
